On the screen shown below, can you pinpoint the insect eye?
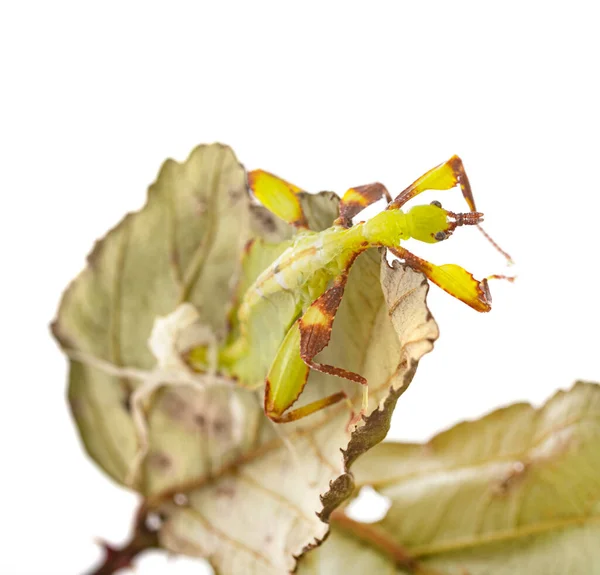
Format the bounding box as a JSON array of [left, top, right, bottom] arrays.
[[430, 200, 442, 208], [434, 231, 447, 241]]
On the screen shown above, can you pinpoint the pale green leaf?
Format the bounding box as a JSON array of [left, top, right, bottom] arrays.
[[298, 382, 600, 575], [53, 143, 250, 484]]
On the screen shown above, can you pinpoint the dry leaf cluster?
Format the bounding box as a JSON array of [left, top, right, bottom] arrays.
[[53, 144, 600, 574]]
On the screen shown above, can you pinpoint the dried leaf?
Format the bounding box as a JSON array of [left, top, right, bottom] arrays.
[[53, 144, 439, 574], [52, 143, 250, 484], [150, 253, 437, 574], [298, 382, 600, 575]]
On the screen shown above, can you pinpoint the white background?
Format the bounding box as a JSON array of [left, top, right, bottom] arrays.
[[1, 2, 599, 574]]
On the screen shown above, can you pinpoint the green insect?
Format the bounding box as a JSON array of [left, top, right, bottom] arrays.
[[188, 156, 510, 425]]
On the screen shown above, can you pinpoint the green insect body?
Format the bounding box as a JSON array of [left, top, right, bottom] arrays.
[[236, 205, 444, 340]]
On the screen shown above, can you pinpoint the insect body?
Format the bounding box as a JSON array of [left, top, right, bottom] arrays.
[[189, 156, 506, 424]]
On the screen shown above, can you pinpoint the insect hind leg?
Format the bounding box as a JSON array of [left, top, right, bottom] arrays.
[[298, 262, 369, 425]]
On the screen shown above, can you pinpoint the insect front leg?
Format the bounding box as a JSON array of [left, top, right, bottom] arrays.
[[388, 157, 514, 264], [389, 246, 492, 312], [335, 182, 392, 227], [388, 155, 476, 211]]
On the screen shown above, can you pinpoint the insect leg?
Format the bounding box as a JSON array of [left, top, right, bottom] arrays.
[[389, 246, 492, 312], [388, 155, 476, 211], [298, 261, 369, 420], [263, 317, 348, 423], [264, 254, 368, 423], [335, 182, 392, 227], [388, 158, 514, 264], [248, 169, 309, 229]]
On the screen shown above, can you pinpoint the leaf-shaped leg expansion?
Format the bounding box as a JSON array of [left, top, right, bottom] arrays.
[[388, 155, 476, 211], [387, 155, 514, 264], [265, 258, 368, 423], [389, 246, 492, 312], [248, 169, 309, 229], [335, 183, 392, 227]]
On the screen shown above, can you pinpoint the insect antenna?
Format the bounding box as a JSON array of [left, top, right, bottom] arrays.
[[476, 224, 514, 265]]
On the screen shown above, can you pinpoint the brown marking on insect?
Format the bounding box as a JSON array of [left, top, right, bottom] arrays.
[[389, 245, 491, 312], [298, 262, 367, 385], [259, 246, 317, 284], [264, 378, 275, 414], [299, 283, 346, 359], [449, 155, 476, 211], [336, 182, 393, 227], [445, 210, 484, 233], [388, 155, 475, 212], [299, 323, 332, 359], [278, 246, 317, 271]]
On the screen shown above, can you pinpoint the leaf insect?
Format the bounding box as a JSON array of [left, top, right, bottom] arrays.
[[189, 156, 511, 426]]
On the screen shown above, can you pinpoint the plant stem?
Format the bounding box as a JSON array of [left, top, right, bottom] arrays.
[[86, 504, 160, 575]]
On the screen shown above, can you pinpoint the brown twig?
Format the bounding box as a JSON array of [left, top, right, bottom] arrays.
[[86, 504, 160, 575]]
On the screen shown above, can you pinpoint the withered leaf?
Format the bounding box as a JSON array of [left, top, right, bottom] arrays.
[[298, 382, 600, 575], [53, 144, 439, 574]]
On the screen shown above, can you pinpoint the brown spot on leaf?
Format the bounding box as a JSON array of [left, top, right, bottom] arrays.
[[160, 391, 187, 420], [148, 451, 172, 472], [215, 482, 236, 498], [213, 418, 229, 435], [493, 461, 529, 496], [228, 186, 245, 202], [194, 413, 206, 429], [250, 205, 280, 235], [121, 392, 133, 413]]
